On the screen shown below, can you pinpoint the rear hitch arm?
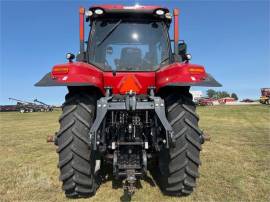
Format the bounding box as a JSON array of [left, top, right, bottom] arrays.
[[150, 96, 175, 148], [89, 96, 112, 150], [89, 93, 175, 150]]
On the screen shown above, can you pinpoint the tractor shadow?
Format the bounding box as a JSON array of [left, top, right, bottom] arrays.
[[98, 164, 156, 202]]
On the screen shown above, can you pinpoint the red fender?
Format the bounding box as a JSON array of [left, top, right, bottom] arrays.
[[156, 63, 221, 90], [36, 62, 221, 94], [35, 62, 104, 93]]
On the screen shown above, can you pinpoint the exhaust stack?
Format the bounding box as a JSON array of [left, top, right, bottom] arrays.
[[79, 7, 85, 54], [173, 8, 179, 55]]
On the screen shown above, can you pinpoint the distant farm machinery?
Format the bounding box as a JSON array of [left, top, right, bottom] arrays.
[[34, 99, 54, 112], [5, 98, 54, 113]]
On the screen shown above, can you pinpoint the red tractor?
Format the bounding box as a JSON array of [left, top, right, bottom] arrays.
[[36, 5, 221, 197], [260, 88, 270, 104]]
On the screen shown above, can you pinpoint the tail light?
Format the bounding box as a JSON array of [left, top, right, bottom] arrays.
[[188, 67, 205, 74], [52, 66, 69, 75]]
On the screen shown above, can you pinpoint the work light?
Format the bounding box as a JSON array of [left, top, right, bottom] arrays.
[[186, 54, 192, 60], [94, 9, 104, 15], [156, 9, 165, 15], [85, 10, 93, 17], [165, 12, 172, 19]]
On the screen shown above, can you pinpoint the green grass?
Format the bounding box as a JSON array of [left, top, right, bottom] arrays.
[[0, 105, 269, 202]]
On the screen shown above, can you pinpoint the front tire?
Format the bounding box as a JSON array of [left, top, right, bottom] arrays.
[[157, 93, 203, 196], [56, 92, 97, 198]]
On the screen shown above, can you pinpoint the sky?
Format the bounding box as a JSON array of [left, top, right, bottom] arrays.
[[1, 0, 269, 105]]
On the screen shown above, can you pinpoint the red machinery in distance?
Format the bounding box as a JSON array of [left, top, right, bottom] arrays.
[[260, 88, 270, 104]]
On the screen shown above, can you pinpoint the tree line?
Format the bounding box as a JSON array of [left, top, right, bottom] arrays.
[[206, 89, 238, 100]]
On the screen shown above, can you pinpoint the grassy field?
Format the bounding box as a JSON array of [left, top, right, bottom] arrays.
[[0, 105, 269, 202]]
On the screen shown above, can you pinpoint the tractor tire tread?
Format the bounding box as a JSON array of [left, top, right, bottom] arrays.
[[156, 93, 201, 196], [57, 92, 97, 198]]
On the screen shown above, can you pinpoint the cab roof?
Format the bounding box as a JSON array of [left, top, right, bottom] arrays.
[[90, 4, 168, 12], [87, 4, 171, 22]]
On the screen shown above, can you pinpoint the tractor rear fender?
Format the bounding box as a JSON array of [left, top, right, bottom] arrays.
[[156, 63, 221, 91], [35, 62, 105, 94]]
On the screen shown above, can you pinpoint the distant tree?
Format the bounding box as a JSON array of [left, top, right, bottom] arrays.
[[207, 89, 216, 98], [231, 93, 238, 100], [216, 91, 230, 98], [207, 90, 236, 99], [223, 91, 230, 98]]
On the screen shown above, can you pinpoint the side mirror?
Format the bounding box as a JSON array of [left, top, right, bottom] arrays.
[[66, 53, 75, 63], [178, 41, 192, 61], [178, 41, 187, 56]]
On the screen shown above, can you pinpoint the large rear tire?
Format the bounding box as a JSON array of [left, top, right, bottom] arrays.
[[56, 92, 97, 198], [157, 92, 203, 196]]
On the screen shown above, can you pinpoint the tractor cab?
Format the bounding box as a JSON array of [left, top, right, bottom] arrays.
[[85, 6, 173, 71], [76, 5, 189, 71]]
